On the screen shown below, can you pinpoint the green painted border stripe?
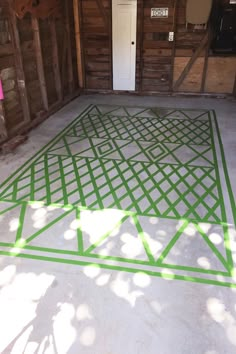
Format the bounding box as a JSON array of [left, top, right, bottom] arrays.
[[0, 251, 236, 289], [209, 112, 234, 271], [213, 111, 236, 226]]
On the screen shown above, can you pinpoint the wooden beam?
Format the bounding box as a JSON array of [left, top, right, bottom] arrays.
[[49, 18, 63, 101], [8, 4, 31, 123], [95, 0, 109, 31], [0, 101, 8, 142], [173, 31, 209, 91], [65, 0, 75, 93], [73, 0, 84, 88], [31, 17, 49, 111], [201, 29, 212, 93]]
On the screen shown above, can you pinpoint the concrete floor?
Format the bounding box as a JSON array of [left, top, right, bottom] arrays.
[[0, 94, 236, 354]]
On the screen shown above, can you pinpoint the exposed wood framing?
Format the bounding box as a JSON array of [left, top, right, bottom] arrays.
[[233, 74, 236, 98], [9, 4, 31, 122], [49, 19, 63, 101], [173, 31, 209, 91], [8, 90, 80, 140], [0, 101, 8, 142], [65, 0, 75, 93], [201, 29, 212, 93], [31, 17, 49, 111], [95, 0, 109, 31], [73, 0, 84, 88]]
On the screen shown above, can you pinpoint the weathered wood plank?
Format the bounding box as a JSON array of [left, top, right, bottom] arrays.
[[9, 5, 31, 122], [65, 0, 75, 93], [49, 19, 63, 101], [73, 0, 84, 88], [31, 17, 49, 111], [0, 101, 8, 142]]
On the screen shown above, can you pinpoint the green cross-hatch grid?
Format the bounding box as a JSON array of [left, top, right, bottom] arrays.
[[0, 104, 235, 288]]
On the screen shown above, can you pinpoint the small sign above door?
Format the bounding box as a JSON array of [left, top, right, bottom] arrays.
[[151, 8, 169, 18]]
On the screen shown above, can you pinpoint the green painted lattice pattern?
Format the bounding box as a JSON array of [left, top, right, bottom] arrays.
[[0, 105, 235, 288]]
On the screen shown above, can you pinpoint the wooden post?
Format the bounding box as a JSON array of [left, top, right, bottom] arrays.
[[173, 31, 209, 91], [31, 16, 49, 111], [233, 74, 236, 98], [0, 101, 8, 142], [201, 28, 212, 93], [49, 18, 63, 101], [73, 0, 84, 88], [8, 4, 31, 122], [65, 0, 75, 93]]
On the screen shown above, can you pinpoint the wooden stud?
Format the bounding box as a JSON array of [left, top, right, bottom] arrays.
[[49, 18, 63, 101], [73, 0, 84, 88], [31, 16, 49, 111], [61, 28, 68, 95], [0, 101, 8, 142], [173, 31, 209, 91], [201, 29, 212, 93], [233, 74, 236, 97], [65, 0, 75, 93], [8, 3, 31, 122]]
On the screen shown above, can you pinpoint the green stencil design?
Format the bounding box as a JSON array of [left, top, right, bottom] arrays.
[[0, 105, 235, 288]]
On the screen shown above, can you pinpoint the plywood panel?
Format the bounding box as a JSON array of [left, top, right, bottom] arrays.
[[173, 57, 205, 92], [205, 58, 236, 94]]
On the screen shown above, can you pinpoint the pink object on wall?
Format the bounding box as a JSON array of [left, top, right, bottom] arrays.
[[0, 80, 4, 100]]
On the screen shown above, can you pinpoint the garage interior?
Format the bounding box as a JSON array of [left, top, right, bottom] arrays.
[[0, 1, 236, 353]]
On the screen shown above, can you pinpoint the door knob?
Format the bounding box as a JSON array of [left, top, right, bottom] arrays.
[[131, 41, 135, 45]]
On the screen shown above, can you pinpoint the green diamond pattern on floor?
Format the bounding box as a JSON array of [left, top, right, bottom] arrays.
[[0, 104, 235, 288]]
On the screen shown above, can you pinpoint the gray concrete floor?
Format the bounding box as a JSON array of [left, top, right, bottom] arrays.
[[0, 94, 236, 354]]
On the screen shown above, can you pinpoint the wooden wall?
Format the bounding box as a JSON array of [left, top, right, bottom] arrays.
[[80, 0, 236, 95], [81, 0, 112, 90], [0, 0, 79, 143]]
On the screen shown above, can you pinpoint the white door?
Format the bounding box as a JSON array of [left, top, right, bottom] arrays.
[[112, 0, 137, 91]]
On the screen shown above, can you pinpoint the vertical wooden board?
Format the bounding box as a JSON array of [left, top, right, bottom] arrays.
[[31, 17, 49, 111], [205, 58, 236, 94], [65, 0, 75, 93], [73, 0, 84, 88], [17, 14, 44, 118], [0, 101, 8, 142], [173, 57, 204, 92], [49, 19, 63, 101], [8, 4, 31, 123], [39, 19, 58, 106], [81, 0, 112, 90]]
